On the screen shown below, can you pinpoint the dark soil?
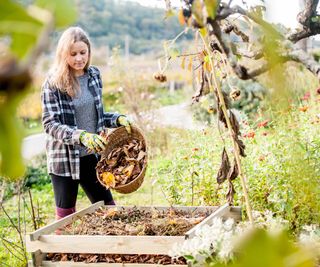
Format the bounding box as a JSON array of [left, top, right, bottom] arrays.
[[64, 206, 210, 236]]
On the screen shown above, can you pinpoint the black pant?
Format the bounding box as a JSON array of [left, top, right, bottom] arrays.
[[51, 154, 114, 209]]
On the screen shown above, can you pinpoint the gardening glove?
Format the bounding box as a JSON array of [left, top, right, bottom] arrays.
[[118, 116, 132, 134], [79, 131, 107, 152]]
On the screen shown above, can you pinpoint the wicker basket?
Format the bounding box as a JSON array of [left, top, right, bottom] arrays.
[[96, 126, 147, 194]]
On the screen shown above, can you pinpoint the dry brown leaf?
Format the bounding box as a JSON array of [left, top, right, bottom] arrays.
[[228, 159, 239, 181], [101, 172, 116, 188], [122, 164, 135, 178], [137, 151, 146, 161], [216, 148, 230, 184], [61, 254, 68, 261]]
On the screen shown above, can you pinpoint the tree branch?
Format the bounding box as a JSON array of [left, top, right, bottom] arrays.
[[288, 21, 320, 42], [288, 0, 320, 42], [297, 0, 319, 27], [217, 3, 278, 35], [230, 47, 320, 80], [179, 0, 320, 80], [235, 49, 264, 59], [288, 48, 320, 79]]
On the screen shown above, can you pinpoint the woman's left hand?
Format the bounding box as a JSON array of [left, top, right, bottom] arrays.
[[118, 116, 132, 134]]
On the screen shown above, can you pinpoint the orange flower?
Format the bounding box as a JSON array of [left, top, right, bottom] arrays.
[[257, 119, 269, 128], [299, 106, 308, 112], [301, 92, 310, 101], [247, 131, 255, 138], [244, 130, 255, 138]]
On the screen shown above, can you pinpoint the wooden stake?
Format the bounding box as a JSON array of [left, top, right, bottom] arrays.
[[199, 34, 254, 224]]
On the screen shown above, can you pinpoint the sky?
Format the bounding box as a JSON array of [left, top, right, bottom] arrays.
[[125, 0, 302, 29]]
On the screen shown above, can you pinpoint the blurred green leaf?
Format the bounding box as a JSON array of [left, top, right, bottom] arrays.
[[0, 0, 43, 58], [192, 0, 204, 28], [200, 27, 207, 37], [229, 229, 315, 267], [204, 0, 218, 20], [35, 0, 77, 28], [184, 255, 195, 261], [0, 95, 26, 180]]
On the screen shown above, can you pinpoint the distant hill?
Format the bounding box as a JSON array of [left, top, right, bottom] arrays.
[[76, 0, 190, 54]]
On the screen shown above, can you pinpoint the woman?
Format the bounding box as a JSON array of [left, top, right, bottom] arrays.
[[41, 26, 131, 220]]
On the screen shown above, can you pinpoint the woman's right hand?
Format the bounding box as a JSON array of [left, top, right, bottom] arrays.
[[79, 131, 107, 152]]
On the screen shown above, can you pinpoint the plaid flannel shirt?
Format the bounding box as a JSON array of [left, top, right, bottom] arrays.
[[41, 66, 121, 180]]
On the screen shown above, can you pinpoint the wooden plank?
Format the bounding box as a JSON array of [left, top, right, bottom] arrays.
[[31, 249, 45, 267], [29, 201, 104, 241], [185, 203, 233, 239], [39, 262, 188, 266], [26, 235, 185, 255], [229, 206, 242, 222]]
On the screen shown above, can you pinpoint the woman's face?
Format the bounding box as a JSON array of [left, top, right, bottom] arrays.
[[66, 41, 89, 76]]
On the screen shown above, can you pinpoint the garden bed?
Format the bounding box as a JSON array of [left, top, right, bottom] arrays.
[[26, 201, 241, 266]]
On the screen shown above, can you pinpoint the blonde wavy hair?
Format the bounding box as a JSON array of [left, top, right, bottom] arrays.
[[49, 27, 91, 98]]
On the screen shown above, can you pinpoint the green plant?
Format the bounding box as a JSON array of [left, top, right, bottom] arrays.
[[244, 101, 320, 230], [157, 97, 320, 231], [23, 156, 50, 190]]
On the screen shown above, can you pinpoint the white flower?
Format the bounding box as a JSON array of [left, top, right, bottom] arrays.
[[169, 218, 238, 265], [299, 224, 320, 254]]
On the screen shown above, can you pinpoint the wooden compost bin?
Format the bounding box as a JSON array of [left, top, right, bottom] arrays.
[[26, 201, 241, 267]]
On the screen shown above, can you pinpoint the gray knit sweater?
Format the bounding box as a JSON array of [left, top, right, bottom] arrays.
[[73, 73, 98, 157]]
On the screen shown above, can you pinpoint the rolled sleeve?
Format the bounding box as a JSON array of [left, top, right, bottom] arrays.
[[104, 112, 121, 128], [72, 129, 85, 145]]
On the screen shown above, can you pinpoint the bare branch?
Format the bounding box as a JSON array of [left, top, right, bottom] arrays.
[[229, 61, 269, 80], [234, 48, 264, 59], [1, 240, 24, 263], [217, 4, 277, 35], [288, 0, 320, 42], [297, 0, 319, 27], [222, 21, 250, 42], [182, 0, 320, 81], [288, 48, 320, 79], [28, 189, 38, 231], [0, 203, 25, 252], [0, 237, 25, 257], [231, 47, 320, 80], [289, 22, 320, 42]]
